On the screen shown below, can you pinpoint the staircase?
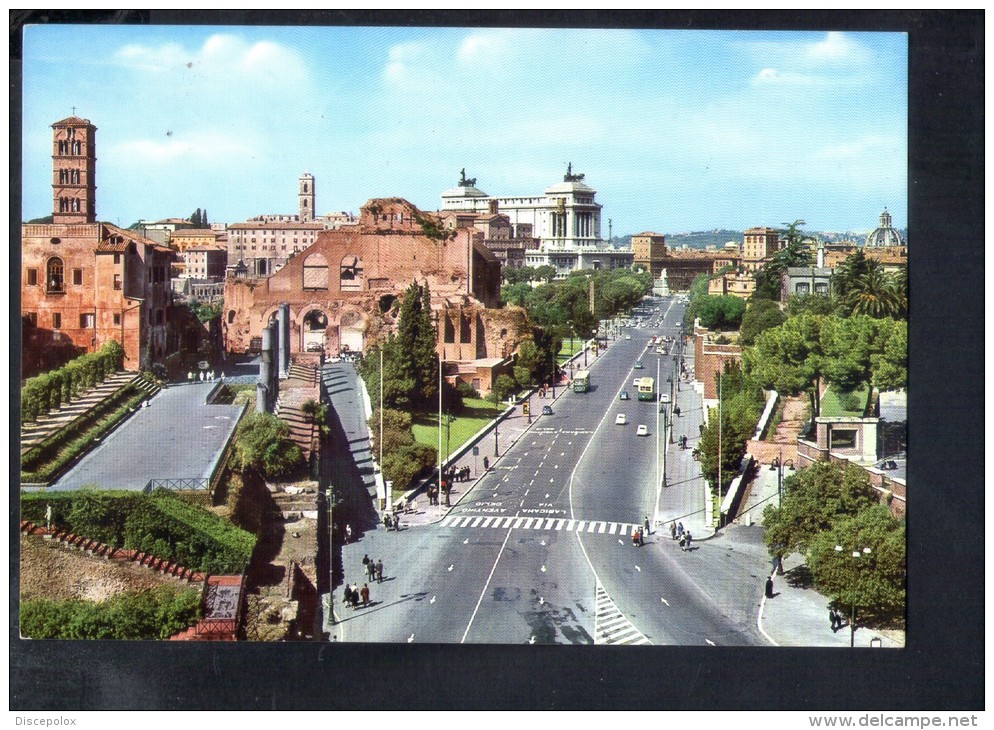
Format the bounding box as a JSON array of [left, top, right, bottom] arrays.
[[21, 372, 162, 455], [274, 360, 322, 462]]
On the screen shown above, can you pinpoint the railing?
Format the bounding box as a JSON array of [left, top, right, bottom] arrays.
[[144, 478, 210, 494]]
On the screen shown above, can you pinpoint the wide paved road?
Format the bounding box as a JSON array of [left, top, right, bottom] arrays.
[[335, 295, 768, 645]]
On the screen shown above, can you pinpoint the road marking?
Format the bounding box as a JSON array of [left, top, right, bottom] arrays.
[[541, 565, 546, 573], [481, 517, 494, 528], [539, 597, 545, 605], [576, 521, 586, 532], [461, 524, 516, 644], [555, 519, 566, 530], [660, 597, 669, 606], [441, 516, 456, 527], [463, 538, 469, 544], [543, 518, 556, 529], [520, 500, 525, 508], [430, 596, 436, 604], [560, 452, 565, 457], [706, 639, 716, 646], [609, 522, 619, 535], [524, 488, 530, 495], [408, 634, 415, 643], [618, 539, 624, 544], [471, 517, 483, 527], [566, 520, 575, 531], [597, 522, 607, 534], [593, 581, 651, 645], [529, 635, 536, 644], [550, 478, 555, 483], [635, 565, 641, 573]]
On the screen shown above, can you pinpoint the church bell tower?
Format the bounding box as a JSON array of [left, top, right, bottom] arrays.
[[299, 172, 315, 222], [52, 115, 97, 224]]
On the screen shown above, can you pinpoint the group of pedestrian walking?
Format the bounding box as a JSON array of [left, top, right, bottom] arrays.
[[668, 521, 693, 551], [632, 526, 645, 547], [446, 466, 471, 483], [343, 582, 370, 609], [187, 369, 220, 383], [829, 607, 846, 632], [382, 513, 401, 531], [362, 554, 385, 583]]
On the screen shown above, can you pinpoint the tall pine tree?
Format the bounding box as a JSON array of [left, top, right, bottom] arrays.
[[416, 282, 439, 403]]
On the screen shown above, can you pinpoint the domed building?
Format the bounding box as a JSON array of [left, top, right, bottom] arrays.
[[865, 208, 905, 248]]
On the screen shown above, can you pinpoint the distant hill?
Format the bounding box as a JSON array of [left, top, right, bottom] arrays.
[[661, 230, 743, 249]]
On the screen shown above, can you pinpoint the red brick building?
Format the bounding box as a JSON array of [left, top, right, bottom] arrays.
[[21, 116, 177, 376], [224, 198, 531, 392]]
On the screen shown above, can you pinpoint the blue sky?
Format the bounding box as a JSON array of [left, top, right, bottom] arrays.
[[22, 25, 907, 235]]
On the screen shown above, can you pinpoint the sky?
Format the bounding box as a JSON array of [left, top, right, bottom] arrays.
[[21, 24, 907, 236]]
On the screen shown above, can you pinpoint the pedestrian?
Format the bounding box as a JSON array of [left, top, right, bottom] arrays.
[[483, 456, 490, 471], [685, 532, 692, 550], [632, 527, 640, 547], [674, 406, 680, 417], [187, 370, 194, 383], [643, 516, 650, 535], [679, 535, 686, 551], [765, 576, 774, 599], [367, 560, 375, 580], [394, 515, 401, 531], [677, 522, 684, 537], [638, 527, 644, 547], [351, 584, 360, 609], [345, 524, 352, 544], [670, 522, 677, 540], [362, 554, 370, 572], [360, 583, 370, 607], [199, 370, 205, 382], [376, 559, 383, 583], [829, 607, 838, 632], [343, 584, 353, 609]]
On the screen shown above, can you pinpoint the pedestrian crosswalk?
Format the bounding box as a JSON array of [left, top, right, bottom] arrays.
[[440, 514, 642, 537], [595, 581, 651, 645]]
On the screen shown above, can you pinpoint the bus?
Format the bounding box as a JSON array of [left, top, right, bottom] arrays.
[[635, 377, 656, 401], [572, 370, 591, 393]]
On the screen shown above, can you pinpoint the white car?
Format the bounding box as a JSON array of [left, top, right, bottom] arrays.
[[615, 413, 627, 425], [656, 347, 666, 355], [660, 393, 671, 404], [636, 425, 649, 436]]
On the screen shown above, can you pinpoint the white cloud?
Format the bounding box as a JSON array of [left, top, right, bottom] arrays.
[[113, 33, 307, 88], [805, 31, 872, 65], [108, 132, 248, 166], [752, 67, 824, 86]]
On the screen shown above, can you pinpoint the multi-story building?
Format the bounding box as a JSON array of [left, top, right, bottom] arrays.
[[21, 116, 177, 374], [631, 232, 668, 278], [865, 208, 905, 248], [741, 226, 780, 271], [438, 207, 539, 269], [183, 246, 228, 281], [439, 166, 633, 278]]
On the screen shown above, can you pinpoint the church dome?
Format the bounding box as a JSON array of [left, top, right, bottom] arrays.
[[865, 208, 905, 248]]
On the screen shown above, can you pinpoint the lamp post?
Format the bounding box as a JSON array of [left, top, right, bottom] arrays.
[[835, 544, 872, 647], [666, 375, 674, 444], [770, 451, 795, 508]]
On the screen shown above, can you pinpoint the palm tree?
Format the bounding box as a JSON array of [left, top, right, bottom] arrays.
[[845, 266, 901, 318]]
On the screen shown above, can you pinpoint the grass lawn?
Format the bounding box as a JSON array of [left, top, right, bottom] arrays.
[[411, 396, 503, 461], [557, 339, 586, 364]]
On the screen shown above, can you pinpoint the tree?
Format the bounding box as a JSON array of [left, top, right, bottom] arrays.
[[416, 283, 439, 403], [785, 293, 840, 318], [844, 266, 902, 319], [752, 220, 813, 301], [820, 315, 899, 392], [871, 319, 907, 391], [745, 313, 828, 415], [762, 461, 881, 561], [493, 374, 517, 403], [533, 265, 557, 284], [808, 505, 906, 621], [740, 298, 785, 345], [696, 295, 746, 330], [501, 282, 532, 307], [232, 412, 304, 479]]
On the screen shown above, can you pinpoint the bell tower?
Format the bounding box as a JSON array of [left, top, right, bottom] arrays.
[[52, 115, 97, 224], [299, 172, 315, 222]]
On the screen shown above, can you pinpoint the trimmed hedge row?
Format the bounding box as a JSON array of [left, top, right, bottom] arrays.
[[21, 383, 146, 483], [21, 341, 125, 423], [21, 490, 256, 575], [20, 585, 201, 640]]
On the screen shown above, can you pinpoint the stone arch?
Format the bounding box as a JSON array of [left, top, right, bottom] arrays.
[[339, 254, 364, 291], [46, 256, 65, 293], [227, 310, 236, 325], [339, 308, 365, 353], [303, 252, 329, 290], [301, 308, 329, 353]]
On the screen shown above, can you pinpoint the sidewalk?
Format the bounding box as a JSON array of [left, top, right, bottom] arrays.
[[758, 552, 904, 648]]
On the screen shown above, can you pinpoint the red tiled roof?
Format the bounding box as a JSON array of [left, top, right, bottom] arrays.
[[228, 221, 324, 230], [170, 228, 217, 237], [52, 116, 92, 127]]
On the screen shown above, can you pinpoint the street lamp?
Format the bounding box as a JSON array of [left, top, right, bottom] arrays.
[[834, 544, 872, 647], [770, 452, 796, 508]]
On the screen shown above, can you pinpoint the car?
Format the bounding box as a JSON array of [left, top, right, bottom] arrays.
[[636, 425, 649, 436], [656, 347, 666, 355], [615, 413, 627, 425], [634, 360, 643, 369], [660, 393, 671, 404], [542, 405, 553, 416], [620, 390, 630, 400], [625, 334, 631, 339]]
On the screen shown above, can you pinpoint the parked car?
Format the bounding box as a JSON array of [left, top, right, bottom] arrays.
[[542, 405, 553, 416], [636, 425, 649, 436], [620, 390, 630, 401], [615, 414, 627, 425], [634, 360, 643, 369], [660, 393, 671, 404]]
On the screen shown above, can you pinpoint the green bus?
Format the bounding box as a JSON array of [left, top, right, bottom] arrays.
[[573, 370, 591, 393], [635, 377, 656, 401]]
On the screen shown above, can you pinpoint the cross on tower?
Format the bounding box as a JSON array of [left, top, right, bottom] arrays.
[[72, 106, 76, 115]]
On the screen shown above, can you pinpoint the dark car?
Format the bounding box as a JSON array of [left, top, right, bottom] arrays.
[[542, 405, 553, 416], [620, 390, 630, 401]]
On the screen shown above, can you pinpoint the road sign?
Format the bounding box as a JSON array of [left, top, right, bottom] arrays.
[[522, 401, 530, 416], [472, 446, 479, 456]]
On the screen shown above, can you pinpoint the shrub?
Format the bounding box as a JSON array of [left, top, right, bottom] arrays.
[[21, 490, 256, 575], [232, 412, 304, 480], [20, 585, 202, 640], [21, 341, 125, 423]]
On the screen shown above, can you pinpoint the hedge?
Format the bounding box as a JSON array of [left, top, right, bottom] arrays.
[[21, 490, 256, 575], [21, 341, 125, 423], [21, 383, 146, 483], [20, 585, 201, 640]]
